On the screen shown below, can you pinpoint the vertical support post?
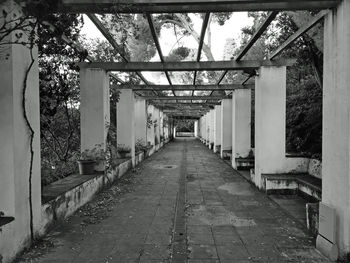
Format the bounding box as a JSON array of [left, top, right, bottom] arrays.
[[214, 105, 221, 153], [220, 99, 232, 158], [194, 120, 199, 137], [202, 114, 207, 143], [154, 107, 160, 145], [0, 1, 41, 260], [160, 111, 164, 143], [147, 104, 155, 146], [206, 112, 210, 146], [209, 110, 215, 149], [117, 89, 135, 166], [232, 89, 252, 168], [254, 66, 286, 188], [80, 68, 110, 152], [318, 1, 350, 259], [134, 99, 147, 145]]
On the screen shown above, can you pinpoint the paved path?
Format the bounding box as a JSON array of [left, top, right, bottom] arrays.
[[19, 139, 331, 263]]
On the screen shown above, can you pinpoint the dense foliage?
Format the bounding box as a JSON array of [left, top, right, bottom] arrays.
[[224, 12, 323, 158]]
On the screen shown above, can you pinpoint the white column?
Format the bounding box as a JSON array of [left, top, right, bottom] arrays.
[[0, 1, 41, 261], [147, 104, 155, 146], [194, 120, 199, 137], [160, 111, 164, 142], [209, 110, 215, 149], [154, 107, 160, 145], [202, 114, 207, 143], [134, 99, 147, 144], [220, 99, 232, 158], [254, 66, 286, 188], [214, 105, 222, 153], [319, 0, 350, 259], [117, 89, 135, 166], [163, 114, 169, 140], [206, 112, 210, 146], [232, 89, 252, 168], [80, 68, 110, 152]]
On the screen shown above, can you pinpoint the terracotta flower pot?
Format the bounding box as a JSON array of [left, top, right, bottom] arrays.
[[77, 160, 96, 175]]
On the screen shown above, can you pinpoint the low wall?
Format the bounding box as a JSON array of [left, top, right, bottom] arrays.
[[38, 158, 132, 236], [37, 141, 169, 239]]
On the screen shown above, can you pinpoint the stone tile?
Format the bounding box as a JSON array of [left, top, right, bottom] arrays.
[[140, 244, 171, 260], [216, 244, 250, 261], [187, 232, 215, 245], [188, 244, 218, 259], [16, 139, 333, 263]]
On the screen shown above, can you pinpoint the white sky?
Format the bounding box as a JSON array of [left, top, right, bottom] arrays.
[[80, 13, 253, 83]]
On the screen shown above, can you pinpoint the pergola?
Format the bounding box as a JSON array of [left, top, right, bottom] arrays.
[[55, 0, 333, 119], [3, 1, 350, 262]]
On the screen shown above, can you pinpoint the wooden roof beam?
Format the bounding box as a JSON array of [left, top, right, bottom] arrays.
[[114, 84, 254, 90], [193, 12, 210, 88], [139, 95, 229, 100], [58, 1, 340, 14], [87, 14, 153, 88], [146, 13, 176, 96], [216, 11, 278, 86], [268, 9, 329, 60], [78, 59, 295, 71], [152, 102, 219, 106]]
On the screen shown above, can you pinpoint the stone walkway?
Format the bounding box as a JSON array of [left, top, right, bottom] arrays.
[[18, 138, 331, 263]]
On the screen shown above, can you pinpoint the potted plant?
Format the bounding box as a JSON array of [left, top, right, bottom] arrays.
[[77, 144, 106, 175], [117, 144, 131, 159], [135, 139, 148, 154]]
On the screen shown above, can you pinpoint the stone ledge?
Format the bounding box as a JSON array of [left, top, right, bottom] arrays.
[[262, 173, 322, 201], [38, 157, 134, 236]]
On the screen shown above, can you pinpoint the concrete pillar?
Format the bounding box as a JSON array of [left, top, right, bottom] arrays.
[[232, 89, 252, 168], [0, 1, 41, 261], [206, 112, 210, 146], [214, 105, 221, 153], [319, 0, 350, 259], [220, 99, 232, 158], [202, 115, 207, 143], [163, 114, 168, 140], [254, 66, 286, 188], [147, 104, 155, 146], [194, 120, 199, 137], [160, 111, 164, 142], [209, 110, 215, 149], [80, 68, 110, 152], [117, 89, 135, 166], [134, 99, 147, 145], [154, 107, 160, 145]]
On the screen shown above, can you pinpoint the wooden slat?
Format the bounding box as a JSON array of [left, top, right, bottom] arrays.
[[115, 84, 254, 90], [237, 11, 278, 61], [193, 12, 210, 87], [152, 102, 220, 106], [78, 59, 295, 71], [216, 11, 277, 85], [269, 10, 329, 60], [146, 13, 176, 96], [141, 96, 229, 100], [58, 1, 339, 13], [87, 14, 151, 86]]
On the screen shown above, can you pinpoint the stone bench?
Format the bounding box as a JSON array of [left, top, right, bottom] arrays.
[[262, 173, 322, 201], [235, 157, 254, 170]]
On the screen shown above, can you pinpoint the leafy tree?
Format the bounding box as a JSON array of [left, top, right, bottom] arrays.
[[234, 11, 323, 158]]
